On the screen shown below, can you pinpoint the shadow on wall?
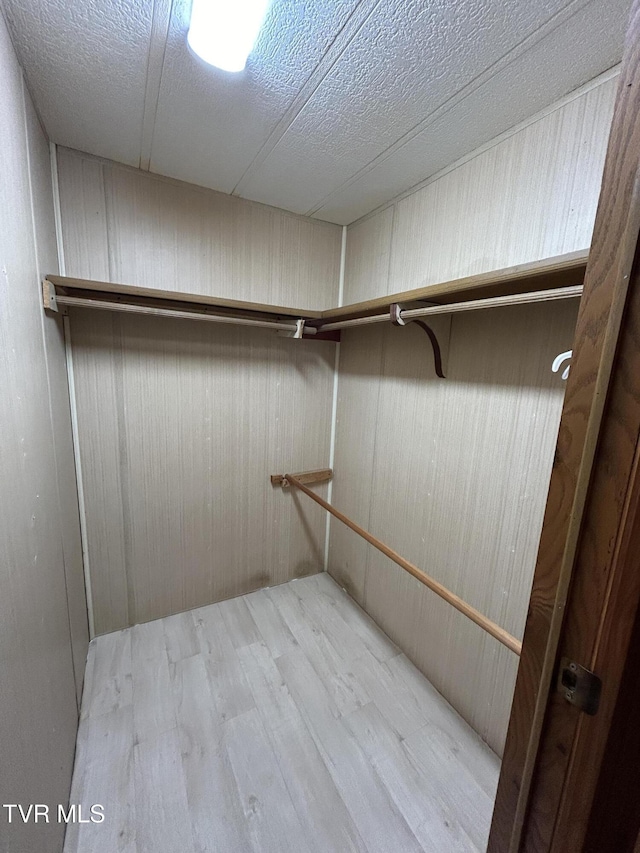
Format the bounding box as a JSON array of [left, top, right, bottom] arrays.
[[67, 302, 336, 634], [67, 306, 336, 379], [328, 297, 581, 754], [339, 298, 579, 390]]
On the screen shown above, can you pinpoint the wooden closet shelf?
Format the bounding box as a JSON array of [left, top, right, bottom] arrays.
[[43, 274, 323, 320], [318, 249, 588, 323], [43, 249, 588, 333]]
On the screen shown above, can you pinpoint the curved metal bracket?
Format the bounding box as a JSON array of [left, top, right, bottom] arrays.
[[390, 303, 446, 378]]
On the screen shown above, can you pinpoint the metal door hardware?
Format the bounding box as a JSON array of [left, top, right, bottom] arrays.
[[558, 658, 602, 715]]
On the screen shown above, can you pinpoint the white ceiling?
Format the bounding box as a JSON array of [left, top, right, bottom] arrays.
[[2, 0, 631, 224]]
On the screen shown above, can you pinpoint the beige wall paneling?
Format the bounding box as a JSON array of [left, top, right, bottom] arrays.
[[389, 74, 615, 294], [328, 299, 579, 755], [343, 72, 617, 304], [56, 148, 342, 311], [70, 310, 335, 635], [327, 325, 385, 604], [57, 150, 341, 634], [0, 14, 84, 853], [55, 149, 110, 282], [331, 72, 614, 753], [343, 206, 395, 305], [64, 310, 130, 634], [25, 103, 89, 704]]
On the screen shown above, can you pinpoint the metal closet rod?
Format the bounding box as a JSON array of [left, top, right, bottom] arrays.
[[284, 473, 522, 656], [53, 295, 317, 335], [317, 284, 583, 332]]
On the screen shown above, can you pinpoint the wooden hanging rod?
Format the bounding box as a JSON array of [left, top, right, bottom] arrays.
[[318, 285, 583, 332], [278, 472, 522, 656], [50, 294, 318, 335], [42, 280, 326, 338], [44, 278, 581, 341]]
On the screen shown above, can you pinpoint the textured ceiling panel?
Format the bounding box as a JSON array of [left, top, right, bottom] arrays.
[[237, 0, 624, 218], [148, 0, 364, 192], [2, 0, 629, 223], [312, 1, 628, 223], [2, 0, 153, 165]]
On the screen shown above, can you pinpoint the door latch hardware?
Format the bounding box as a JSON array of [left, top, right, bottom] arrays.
[[557, 658, 601, 715]]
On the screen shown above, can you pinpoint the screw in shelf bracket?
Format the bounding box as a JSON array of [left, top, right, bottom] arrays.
[[42, 279, 59, 312]]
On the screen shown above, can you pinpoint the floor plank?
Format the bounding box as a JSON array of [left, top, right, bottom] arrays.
[[268, 581, 370, 716], [244, 588, 299, 657], [131, 620, 176, 744], [316, 572, 400, 663], [87, 628, 132, 717], [388, 653, 501, 799], [79, 640, 97, 721], [163, 610, 200, 663], [344, 702, 478, 852], [238, 640, 367, 853], [277, 648, 423, 853], [401, 724, 495, 850], [218, 596, 261, 649], [224, 707, 312, 853], [134, 728, 196, 852], [192, 601, 237, 660], [171, 654, 251, 853], [64, 707, 136, 853], [204, 655, 255, 723], [350, 650, 427, 740], [67, 574, 498, 853]]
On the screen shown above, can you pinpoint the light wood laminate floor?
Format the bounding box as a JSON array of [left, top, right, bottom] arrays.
[[64, 573, 499, 853]]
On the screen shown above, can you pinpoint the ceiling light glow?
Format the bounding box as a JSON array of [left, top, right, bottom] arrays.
[[187, 0, 270, 73]]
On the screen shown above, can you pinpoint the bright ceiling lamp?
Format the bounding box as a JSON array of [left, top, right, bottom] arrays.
[[187, 0, 270, 73]]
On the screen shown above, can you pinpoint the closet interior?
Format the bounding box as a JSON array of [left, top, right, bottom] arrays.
[[1, 1, 635, 851]]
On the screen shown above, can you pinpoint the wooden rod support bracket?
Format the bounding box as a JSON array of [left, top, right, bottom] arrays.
[[390, 302, 446, 378], [42, 279, 59, 312], [270, 468, 333, 488]]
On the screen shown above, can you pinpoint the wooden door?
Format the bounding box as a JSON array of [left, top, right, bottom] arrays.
[[488, 1, 640, 850]]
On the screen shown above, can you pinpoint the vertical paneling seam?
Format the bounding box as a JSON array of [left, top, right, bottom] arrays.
[[362, 329, 386, 610], [324, 226, 347, 570], [103, 172, 137, 627], [386, 203, 397, 295], [111, 313, 137, 628], [52, 141, 96, 639], [362, 199, 397, 603], [23, 81, 81, 712], [63, 316, 95, 638]]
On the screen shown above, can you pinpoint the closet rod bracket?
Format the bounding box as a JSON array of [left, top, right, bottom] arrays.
[[271, 468, 333, 488], [42, 279, 60, 313], [390, 302, 446, 378], [277, 318, 306, 338]]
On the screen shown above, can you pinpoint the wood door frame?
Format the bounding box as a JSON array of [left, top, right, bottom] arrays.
[[582, 571, 640, 852], [488, 2, 640, 850]]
